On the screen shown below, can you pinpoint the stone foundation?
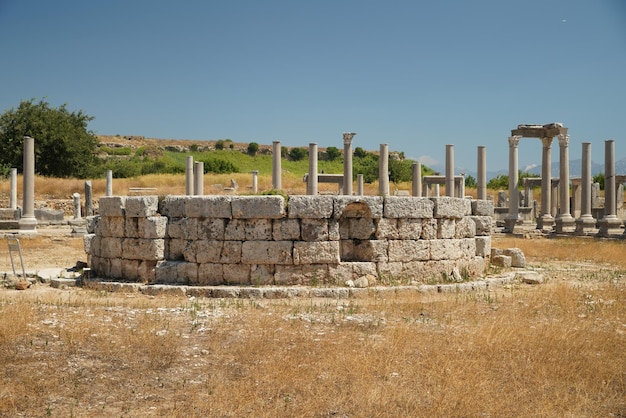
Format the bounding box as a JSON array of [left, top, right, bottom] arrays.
[[84, 195, 493, 286]]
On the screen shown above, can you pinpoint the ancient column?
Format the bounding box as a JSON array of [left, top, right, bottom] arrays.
[[357, 174, 364, 196], [73, 193, 81, 220], [505, 136, 520, 232], [106, 170, 113, 196], [598, 140, 622, 236], [19, 136, 37, 232], [537, 137, 554, 230], [556, 134, 575, 232], [9, 168, 17, 210], [307, 143, 318, 195], [576, 142, 595, 234], [379, 143, 390, 196], [343, 133, 355, 195], [194, 161, 204, 196], [434, 184, 440, 197], [251, 170, 259, 194], [412, 162, 422, 197], [185, 156, 194, 195], [272, 141, 282, 190], [445, 144, 455, 197], [84, 181, 93, 217], [477, 146, 487, 200]]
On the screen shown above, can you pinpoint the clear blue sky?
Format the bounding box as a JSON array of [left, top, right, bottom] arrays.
[[1, 0, 624, 172]]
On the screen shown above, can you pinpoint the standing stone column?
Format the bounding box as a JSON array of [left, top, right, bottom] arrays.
[[84, 181, 93, 217], [505, 136, 520, 232], [9, 168, 17, 210], [537, 137, 555, 230], [343, 133, 355, 195], [477, 146, 487, 200], [19, 136, 37, 232], [357, 174, 364, 196], [272, 141, 282, 190], [106, 170, 113, 196], [194, 161, 204, 196], [73, 193, 82, 220], [576, 142, 595, 234], [251, 170, 259, 194], [445, 144, 455, 197], [307, 143, 318, 195], [556, 134, 575, 232], [412, 162, 422, 197], [598, 139, 622, 236], [185, 156, 194, 195], [378, 143, 390, 196]]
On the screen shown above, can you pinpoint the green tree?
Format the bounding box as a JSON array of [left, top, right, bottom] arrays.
[[288, 147, 307, 161], [0, 98, 100, 178], [325, 146, 341, 161], [215, 140, 225, 150], [247, 142, 259, 156], [465, 175, 477, 188], [354, 146, 368, 158], [593, 172, 605, 190]]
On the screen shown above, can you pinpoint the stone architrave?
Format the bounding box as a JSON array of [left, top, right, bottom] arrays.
[[477, 146, 487, 200], [19, 136, 37, 232], [307, 143, 318, 196], [272, 141, 282, 190], [504, 136, 520, 232], [379, 143, 389, 196], [537, 137, 554, 230], [576, 142, 595, 234], [556, 134, 575, 232], [343, 133, 355, 195], [445, 144, 454, 197]]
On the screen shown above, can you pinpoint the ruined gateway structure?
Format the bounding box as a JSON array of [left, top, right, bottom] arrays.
[[84, 194, 493, 286]]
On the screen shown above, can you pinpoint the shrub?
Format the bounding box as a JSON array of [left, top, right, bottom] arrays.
[[288, 147, 307, 161], [247, 142, 259, 156]]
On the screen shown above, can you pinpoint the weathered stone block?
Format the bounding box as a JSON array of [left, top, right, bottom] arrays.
[[491, 254, 512, 268], [84, 234, 97, 255], [197, 263, 224, 285], [109, 258, 123, 279], [293, 241, 340, 265], [471, 199, 494, 216], [388, 240, 430, 262], [397, 218, 422, 240], [241, 241, 293, 264], [167, 218, 198, 240], [189, 240, 223, 264], [125, 216, 167, 239], [329, 262, 377, 283], [328, 219, 340, 241], [287, 195, 334, 218], [177, 262, 197, 285], [275, 264, 329, 285], [301, 219, 329, 241], [99, 216, 125, 238], [384, 196, 434, 218], [475, 236, 491, 257], [125, 196, 158, 217], [185, 196, 232, 218], [224, 219, 246, 241], [122, 259, 139, 281], [333, 196, 383, 219], [101, 237, 123, 259], [245, 219, 273, 241], [431, 197, 472, 219], [198, 218, 226, 240], [455, 217, 476, 239], [438, 219, 456, 239], [376, 218, 399, 239], [504, 248, 526, 268], [250, 264, 275, 285], [155, 260, 180, 284], [220, 241, 242, 264], [99, 196, 126, 217], [471, 216, 493, 236], [272, 218, 301, 241], [223, 264, 251, 285], [122, 238, 165, 261], [166, 238, 187, 260], [430, 239, 475, 261], [231, 196, 285, 219], [137, 260, 157, 283], [159, 196, 185, 218], [341, 240, 388, 263], [421, 218, 438, 240], [348, 218, 376, 239]]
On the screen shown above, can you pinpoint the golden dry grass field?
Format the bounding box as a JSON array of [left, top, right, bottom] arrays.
[[0, 234, 625, 417]]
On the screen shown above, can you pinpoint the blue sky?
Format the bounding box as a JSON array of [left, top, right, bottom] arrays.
[[1, 0, 624, 173]]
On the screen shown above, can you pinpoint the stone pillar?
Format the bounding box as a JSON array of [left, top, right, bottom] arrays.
[[556, 134, 575, 232], [379, 143, 390, 196], [505, 136, 520, 232], [272, 141, 282, 190], [9, 168, 17, 210], [576, 142, 595, 234], [19, 136, 37, 232], [357, 174, 364, 196], [445, 144, 454, 197], [537, 137, 554, 231], [598, 140, 622, 236], [73, 193, 82, 220], [477, 146, 487, 200], [194, 161, 204, 196], [307, 143, 318, 195], [84, 181, 93, 217], [106, 170, 113, 196], [343, 133, 355, 195], [185, 156, 194, 195], [434, 184, 440, 197], [412, 162, 422, 197], [458, 175, 465, 198], [251, 170, 259, 194]]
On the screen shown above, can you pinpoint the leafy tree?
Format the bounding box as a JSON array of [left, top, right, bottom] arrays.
[[354, 146, 368, 159], [247, 142, 259, 156], [198, 157, 239, 174], [215, 140, 225, 150], [325, 146, 341, 161], [288, 147, 307, 161], [388, 158, 414, 183], [0, 98, 100, 178], [593, 172, 604, 190], [465, 175, 477, 188]]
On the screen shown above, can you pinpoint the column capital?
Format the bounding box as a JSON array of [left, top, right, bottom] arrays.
[[508, 135, 521, 147], [343, 132, 356, 145], [558, 134, 570, 147], [541, 136, 553, 148]]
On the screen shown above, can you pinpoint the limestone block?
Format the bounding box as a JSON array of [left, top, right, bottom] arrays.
[[421, 218, 438, 240], [198, 218, 225, 240], [287, 195, 334, 219], [388, 240, 430, 262], [122, 238, 165, 261], [99, 196, 126, 217], [328, 219, 340, 241], [376, 218, 399, 240], [90, 256, 107, 277], [250, 264, 275, 285], [86, 215, 100, 234], [155, 260, 181, 284], [384, 196, 434, 218], [348, 218, 376, 239], [220, 241, 242, 264], [437, 219, 456, 239], [188, 240, 223, 264], [397, 218, 422, 240], [471, 216, 493, 236], [471, 199, 494, 216], [185, 195, 232, 218], [159, 196, 185, 218], [333, 196, 383, 219], [223, 264, 251, 285], [491, 248, 503, 257], [231, 196, 285, 219], [125, 196, 158, 217], [293, 241, 340, 265], [272, 218, 301, 241], [275, 264, 329, 285], [126, 216, 167, 239], [101, 237, 123, 259], [99, 216, 125, 238], [84, 234, 97, 255], [341, 240, 388, 263], [224, 219, 246, 241], [245, 219, 273, 241], [167, 218, 198, 240], [455, 217, 476, 239], [197, 263, 224, 285], [109, 258, 123, 279], [376, 262, 404, 278], [166, 238, 187, 261], [504, 248, 526, 268], [125, 217, 140, 238], [431, 197, 472, 219], [137, 260, 157, 283], [241, 241, 293, 264], [122, 259, 139, 281], [429, 239, 474, 261], [491, 255, 512, 268], [177, 262, 197, 285], [301, 218, 329, 241], [329, 262, 377, 284], [516, 270, 544, 284], [475, 236, 491, 257]]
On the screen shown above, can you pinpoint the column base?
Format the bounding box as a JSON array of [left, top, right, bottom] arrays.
[[536, 214, 555, 231], [18, 216, 38, 233], [597, 216, 623, 237], [575, 215, 597, 235], [504, 216, 521, 233], [555, 214, 576, 233]]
